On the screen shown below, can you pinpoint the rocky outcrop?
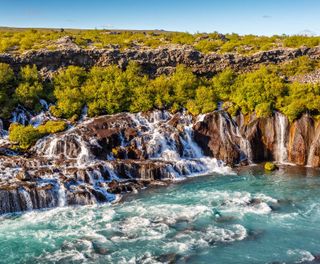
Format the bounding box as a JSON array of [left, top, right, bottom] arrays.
[[1, 45, 320, 77], [289, 69, 320, 84], [0, 110, 228, 214], [193, 111, 320, 167], [2, 109, 320, 215]]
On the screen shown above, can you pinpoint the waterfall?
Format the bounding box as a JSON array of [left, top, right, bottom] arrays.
[[275, 112, 288, 164], [77, 137, 91, 166], [11, 108, 29, 125], [129, 111, 232, 177], [307, 126, 320, 167], [19, 188, 33, 211], [58, 182, 66, 207], [35, 133, 92, 166], [218, 112, 253, 163]]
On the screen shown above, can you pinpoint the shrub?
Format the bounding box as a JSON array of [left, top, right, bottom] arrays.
[[38, 120, 67, 134], [264, 162, 277, 171], [15, 65, 43, 109], [230, 66, 287, 115], [186, 86, 218, 115], [9, 120, 67, 149], [0, 63, 17, 118], [9, 123, 42, 150], [53, 66, 87, 118]]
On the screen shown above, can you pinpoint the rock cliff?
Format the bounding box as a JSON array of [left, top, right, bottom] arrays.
[[1, 110, 320, 215], [1, 45, 320, 77]]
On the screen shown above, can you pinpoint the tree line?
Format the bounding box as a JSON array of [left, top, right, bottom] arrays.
[[0, 56, 319, 124]]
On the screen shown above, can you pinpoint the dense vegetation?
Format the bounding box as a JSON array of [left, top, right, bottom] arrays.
[[1, 28, 320, 54], [1, 54, 319, 131], [9, 120, 67, 149]]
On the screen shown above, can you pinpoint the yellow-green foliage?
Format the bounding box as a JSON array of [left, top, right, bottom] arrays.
[[1, 49, 320, 124], [186, 86, 217, 115], [37, 120, 67, 134], [279, 82, 320, 122], [49, 63, 320, 121], [9, 120, 67, 149], [1, 28, 320, 54], [9, 123, 42, 150], [264, 162, 277, 171], [52, 66, 87, 118], [229, 67, 287, 116], [0, 63, 16, 118], [279, 56, 319, 76], [15, 65, 43, 109]]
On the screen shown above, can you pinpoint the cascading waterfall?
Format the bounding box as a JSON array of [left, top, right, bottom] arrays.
[[1, 110, 233, 214], [307, 127, 320, 167], [275, 112, 288, 164], [19, 188, 33, 211], [219, 112, 253, 163], [57, 181, 66, 207], [129, 111, 232, 176]]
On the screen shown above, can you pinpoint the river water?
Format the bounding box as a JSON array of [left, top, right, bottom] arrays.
[[1, 166, 320, 264]]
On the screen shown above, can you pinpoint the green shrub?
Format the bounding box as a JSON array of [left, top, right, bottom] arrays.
[[230, 66, 287, 115], [15, 65, 43, 109], [186, 86, 218, 115], [52, 66, 87, 118], [9, 120, 67, 149], [38, 120, 67, 134], [264, 162, 277, 171], [9, 123, 42, 150]]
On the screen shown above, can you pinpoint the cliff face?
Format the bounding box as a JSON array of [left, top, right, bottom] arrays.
[[1, 110, 320, 215], [1, 45, 320, 77], [193, 111, 320, 167]]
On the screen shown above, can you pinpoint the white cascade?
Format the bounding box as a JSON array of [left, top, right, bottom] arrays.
[[129, 111, 232, 177], [275, 112, 288, 164], [218, 112, 253, 163], [58, 182, 67, 207], [19, 188, 33, 210]]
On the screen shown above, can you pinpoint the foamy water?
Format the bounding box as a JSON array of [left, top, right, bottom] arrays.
[[1, 166, 320, 263]]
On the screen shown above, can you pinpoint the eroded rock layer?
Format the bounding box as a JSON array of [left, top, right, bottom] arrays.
[[1, 45, 320, 77], [1, 110, 320, 214]]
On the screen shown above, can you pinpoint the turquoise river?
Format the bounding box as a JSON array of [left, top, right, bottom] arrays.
[[1, 166, 320, 263]]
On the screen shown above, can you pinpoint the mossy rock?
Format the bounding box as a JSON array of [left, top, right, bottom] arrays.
[[264, 162, 278, 171]]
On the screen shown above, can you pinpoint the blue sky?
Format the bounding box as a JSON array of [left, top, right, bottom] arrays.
[[0, 0, 319, 35]]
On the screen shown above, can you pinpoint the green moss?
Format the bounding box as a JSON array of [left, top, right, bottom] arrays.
[[38, 120, 67, 134], [9, 123, 42, 150], [264, 162, 277, 171], [9, 120, 67, 150]]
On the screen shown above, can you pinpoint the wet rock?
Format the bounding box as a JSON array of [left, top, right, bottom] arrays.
[[16, 170, 32, 181], [107, 179, 147, 194], [264, 162, 277, 171], [92, 241, 109, 255], [193, 111, 242, 165], [156, 253, 181, 264]]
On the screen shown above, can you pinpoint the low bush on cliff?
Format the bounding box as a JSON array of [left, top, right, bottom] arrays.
[[228, 66, 287, 117], [2, 58, 320, 124], [15, 65, 44, 109], [1, 28, 320, 54], [279, 82, 320, 121], [9, 123, 42, 150], [37, 120, 68, 134], [0, 63, 16, 118], [278, 56, 319, 77], [9, 120, 67, 149]]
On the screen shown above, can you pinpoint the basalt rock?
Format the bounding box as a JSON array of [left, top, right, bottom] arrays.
[[2, 109, 320, 215], [193, 111, 320, 167], [1, 45, 320, 77]]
